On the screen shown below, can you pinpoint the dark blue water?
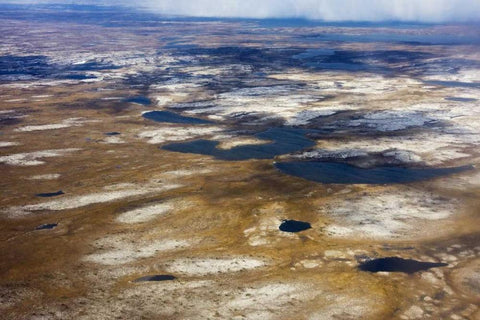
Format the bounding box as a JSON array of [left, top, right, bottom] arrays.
[[359, 257, 448, 274], [292, 49, 335, 60], [35, 223, 58, 230], [162, 127, 316, 160], [303, 32, 480, 46], [275, 161, 473, 184], [143, 111, 213, 124], [133, 275, 176, 282], [36, 190, 64, 197], [105, 132, 121, 136], [445, 97, 478, 102], [125, 96, 151, 106], [279, 220, 311, 233], [64, 74, 98, 80], [424, 80, 480, 88]]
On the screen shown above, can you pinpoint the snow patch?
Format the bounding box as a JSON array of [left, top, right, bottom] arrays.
[[116, 200, 187, 224], [0, 148, 80, 166], [137, 125, 221, 144], [84, 239, 190, 265], [325, 190, 458, 240], [165, 257, 267, 275], [4, 182, 182, 217]]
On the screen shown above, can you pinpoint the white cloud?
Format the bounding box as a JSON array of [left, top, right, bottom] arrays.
[[5, 0, 480, 22], [143, 0, 480, 22]]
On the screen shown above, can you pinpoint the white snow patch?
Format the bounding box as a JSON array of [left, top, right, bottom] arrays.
[[216, 136, 269, 150], [348, 111, 432, 132], [244, 216, 296, 247], [223, 283, 306, 320], [309, 296, 375, 320], [4, 182, 182, 217], [0, 148, 80, 166], [102, 136, 125, 144], [26, 173, 61, 180], [116, 200, 187, 224], [286, 108, 337, 126], [0, 141, 19, 148], [165, 257, 267, 275], [325, 190, 458, 239], [137, 125, 221, 144], [84, 239, 190, 265], [14, 118, 95, 132]]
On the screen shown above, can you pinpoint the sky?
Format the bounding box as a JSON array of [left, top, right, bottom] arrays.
[[4, 0, 480, 22]]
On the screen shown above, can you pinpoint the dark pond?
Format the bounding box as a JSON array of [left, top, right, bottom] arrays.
[[143, 111, 213, 124], [104, 132, 121, 136], [162, 127, 316, 160], [35, 223, 58, 230], [125, 96, 151, 106], [275, 161, 473, 184], [279, 220, 311, 233], [36, 190, 64, 197], [358, 257, 448, 274], [133, 275, 176, 282], [445, 97, 477, 102]]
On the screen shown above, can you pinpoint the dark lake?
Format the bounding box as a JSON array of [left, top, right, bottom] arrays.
[[143, 111, 213, 124], [162, 127, 316, 160], [358, 257, 448, 274], [279, 220, 311, 233], [133, 275, 176, 282], [36, 190, 64, 197], [35, 223, 58, 230], [125, 96, 151, 106], [445, 97, 477, 102], [274, 161, 473, 184]]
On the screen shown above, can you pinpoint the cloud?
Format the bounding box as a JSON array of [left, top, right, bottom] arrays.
[[5, 0, 480, 22], [142, 0, 480, 22]]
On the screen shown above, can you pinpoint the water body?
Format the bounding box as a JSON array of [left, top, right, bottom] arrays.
[[64, 74, 97, 80], [105, 132, 121, 136], [125, 96, 151, 106], [36, 190, 64, 197], [358, 257, 448, 274], [35, 223, 58, 230], [143, 111, 213, 124], [133, 275, 176, 282], [445, 97, 477, 102], [292, 49, 335, 60], [303, 33, 480, 46], [275, 161, 473, 184], [162, 127, 316, 160], [424, 80, 480, 88], [279, 220, 311, 233]]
